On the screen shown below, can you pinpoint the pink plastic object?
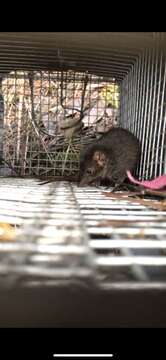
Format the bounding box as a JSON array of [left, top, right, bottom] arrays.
[[127, 170, 166, 190]]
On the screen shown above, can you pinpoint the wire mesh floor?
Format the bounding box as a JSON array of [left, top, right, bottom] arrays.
[[0, 178, 166, 289]]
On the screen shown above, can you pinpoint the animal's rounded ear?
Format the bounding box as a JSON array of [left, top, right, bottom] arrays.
[[86, 168, 94, 176]]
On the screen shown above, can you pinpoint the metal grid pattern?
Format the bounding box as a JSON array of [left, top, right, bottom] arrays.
[[0, 33, 164, 182], [120, 49, 166, 180], [0, 33, 165, 294], [0, 178, 166, 289], [0, 33, 164, 79], [0, 178, 95, 287], [0, 70, 119, 177]]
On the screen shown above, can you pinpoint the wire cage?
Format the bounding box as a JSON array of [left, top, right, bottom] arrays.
[[120, 48, 166, 180], [0, 70, 119, 178], [0, 33, 165, 320]]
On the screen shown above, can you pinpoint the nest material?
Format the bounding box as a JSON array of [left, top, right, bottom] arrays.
[[1, 71, 119, 177]]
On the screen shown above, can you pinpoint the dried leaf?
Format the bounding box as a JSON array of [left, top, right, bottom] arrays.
[[102, 191, 166, 211], [0, 223, 16, 241]]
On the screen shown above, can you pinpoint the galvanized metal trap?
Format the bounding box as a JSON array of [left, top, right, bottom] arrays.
[[0, 178, 165, 290]]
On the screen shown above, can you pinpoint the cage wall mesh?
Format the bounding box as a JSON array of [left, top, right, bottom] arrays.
[[120, 48, 166, 180], [0, 33, 165, 291], [0, 71, 120, 178], [0, 178, 166, 289]]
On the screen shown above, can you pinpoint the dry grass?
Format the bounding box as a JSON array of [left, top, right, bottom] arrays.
[[1, 70, 119, 177]]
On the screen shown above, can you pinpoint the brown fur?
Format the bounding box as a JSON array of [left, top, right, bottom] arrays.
[[79, 127, 141, 187]]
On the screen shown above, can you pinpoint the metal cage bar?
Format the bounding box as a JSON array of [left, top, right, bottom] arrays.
[[120, 49, 166, 180], [0, 179, 165, 289]]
